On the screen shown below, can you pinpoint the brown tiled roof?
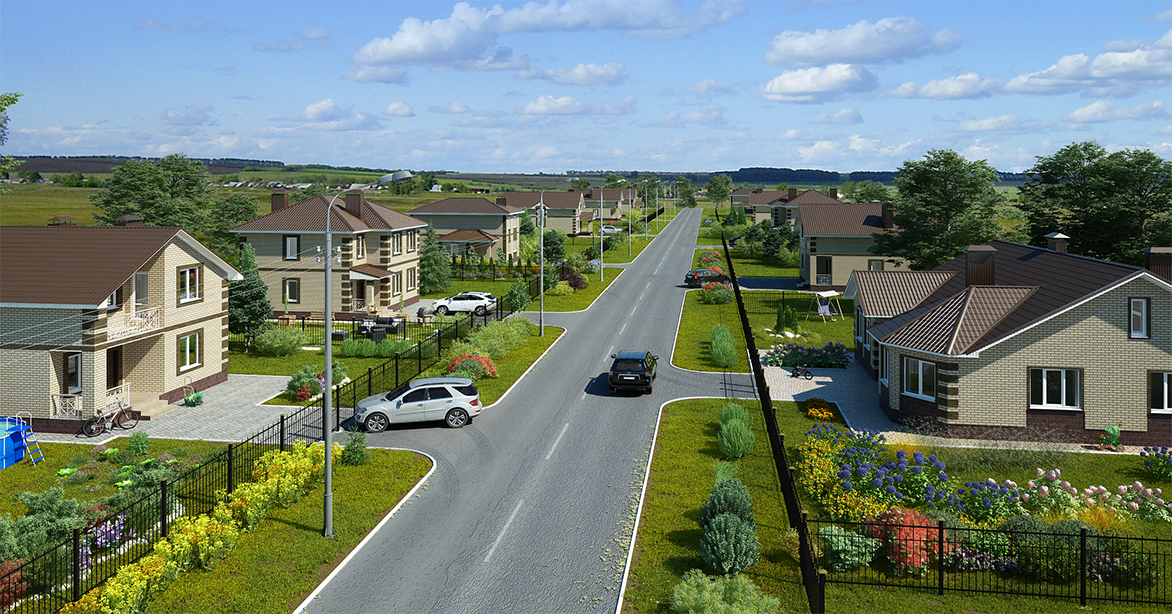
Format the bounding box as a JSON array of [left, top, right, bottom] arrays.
[[232, 194, 425, 233], [799, 203, 888, 236], [579, 188, 635, 202], [438, 229, 497, 243], [0, 226, 239, 306], [880, 286, 1036, 355], [788, 189, 840, 205], [580, 210, 596, 221], [407, 197, 521, 215], [852, 270, 956, 317], [498, 192, 583, 210], [349, 264, 393, 280]]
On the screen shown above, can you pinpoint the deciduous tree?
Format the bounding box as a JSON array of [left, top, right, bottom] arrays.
[[706, 174, 732, 212], [90, 154, 211, 233], [675, 176, 697, 207], [207, 192, 260, 260], [853, 180, 891, 203]]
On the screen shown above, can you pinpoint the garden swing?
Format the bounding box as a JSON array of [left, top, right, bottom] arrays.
[[805, 290, 843, 323]]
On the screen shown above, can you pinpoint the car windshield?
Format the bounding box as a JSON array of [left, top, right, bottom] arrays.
[[614, 360, 645, 371], [384, 383, 411, 401]]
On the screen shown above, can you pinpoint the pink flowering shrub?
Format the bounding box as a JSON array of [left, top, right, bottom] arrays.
[[447, 353, 498, 379], [866, 508, 948, 577]]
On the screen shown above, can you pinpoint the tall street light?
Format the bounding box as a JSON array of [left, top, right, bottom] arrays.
[[597, 186, 604, 282], [532, 191, 547, 337], [322, 170, 411, 538]]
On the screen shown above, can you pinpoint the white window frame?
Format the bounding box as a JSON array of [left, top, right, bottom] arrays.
[[855, 308, 865, 342], [66, 353, 82, 394], [284, 279, 300, 304], [354, 235, 365, 260], [1151, 372, 1172, 414], [393, 233, 403, 255], [407, 230, 417, 252], [284, 235, 300, 260], [902, 356, 936, 401], [133, 272, 149, 311], [407, 268, 416, 291], [1130, 298, 1149, 339], [178, 267, 200, 303], [179, 332, 201, 372], [879, 345, 889, 386], [1030, 368, 1080, 410]]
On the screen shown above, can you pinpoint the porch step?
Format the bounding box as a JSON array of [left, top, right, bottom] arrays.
[[132, 396, 177, 421]]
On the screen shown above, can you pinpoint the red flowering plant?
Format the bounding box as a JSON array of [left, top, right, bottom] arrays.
[[447, 353, 498, 379], [866, 507, 949, 577], [698, 282, 734, 304]]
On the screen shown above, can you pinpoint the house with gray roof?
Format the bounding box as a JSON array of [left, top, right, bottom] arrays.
[[232, 191, 426, 315], [795, 202, 906, 291], [406, 197, 524, 261], [0, 221, 242, 431], [845, 238, 1172, 446]]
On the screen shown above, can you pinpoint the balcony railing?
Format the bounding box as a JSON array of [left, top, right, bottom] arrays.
[[352, 299, 366, 311], [816, 274, 833, 286], [108, 306, 162, 341], [49, 383, 130, 419]]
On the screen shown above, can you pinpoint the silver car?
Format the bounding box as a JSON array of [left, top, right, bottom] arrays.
[[354, 377, 481, 431], [432, 291, 496, 316]]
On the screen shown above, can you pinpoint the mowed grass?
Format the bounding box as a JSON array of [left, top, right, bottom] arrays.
[[410, 326, 564, 406], [564, 233, 655, 264], [147, 448, 431, 614], [0, 184, 103, 225], [424, 269, 622, 312], [691, 248, 798, 278], [672, 291, 750, 373]]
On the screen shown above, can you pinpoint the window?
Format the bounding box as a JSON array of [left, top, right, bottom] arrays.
[[868, 260, 884, 271], [903, 357, 936, 400], [393, 233, 402, 255], [1151, 372, 1172, 413], [65, 353, 82, 394], [1030, 368, 1080, 409], [283, 278, 300, 304], [178, 332, 200, 372], [391, 272, 402, 295], [407, 231, 417, 252], [104, 286, 123, 309], [407, 267, 416, 291], [354, 235, 365, 260], [284, 235, 300, 260], [855, 308, 866, 341], [133, 273, 149, 310], [1130, 298, 1149, 338], [879, 346, 889, 384], [178, 267, 200, 303]]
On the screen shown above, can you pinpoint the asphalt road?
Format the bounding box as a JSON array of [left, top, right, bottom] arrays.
[[306, 208, 754, 614]]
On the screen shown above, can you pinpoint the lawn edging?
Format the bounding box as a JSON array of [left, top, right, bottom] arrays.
[[292, 448, 437, 614]]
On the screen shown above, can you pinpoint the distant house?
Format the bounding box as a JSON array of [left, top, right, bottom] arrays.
[[232, 191, 426, 314], [407, 197, 524, 261], [845, 238, 1172, 446], [496, 191, 587, 236], [0, 221, 242, 431], [574, 188, 640, 225], [732, 187, 839, 226], [795, 202, 904, 291]]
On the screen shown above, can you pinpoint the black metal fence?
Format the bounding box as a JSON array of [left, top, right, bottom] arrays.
[[2, 289, 539, 613]]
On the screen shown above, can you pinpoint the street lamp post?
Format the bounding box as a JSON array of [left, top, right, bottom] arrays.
[[322, 170, 411, 538], [533, 191, 547, 337]]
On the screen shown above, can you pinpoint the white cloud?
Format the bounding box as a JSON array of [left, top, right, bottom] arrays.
[[660, 105, 727, 127], [299, 27, 330, 40], [761, 64, 878, 103], [493, 0, 745, 39], [299, 99, 379, 131], [1004, 32, 1172, 97], [957, 115, 1048, 134], [255, 26, 333, 52], [429, 102, 471, 114], [160, 105, 216, 126], [686, 79, 735, 95], [1065, 100, 1167, 122], [765, 17, 959, 68], [810, 108, 862, 125], [891, 73, 998, 99], [780, 129, 802, 139], [798, 140, 841, 162], [1145, 10, 1172, 22], [344, 65, 409, 84], [384, 102, 415, 117], [134, 18, 239, 33], [517, 62, 627, 85], [520, 95, 635, 116]]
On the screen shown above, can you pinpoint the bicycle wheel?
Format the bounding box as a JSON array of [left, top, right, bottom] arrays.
[[803, 371, 814, 380], [118, 409, 140, 429], [82, 418, 103, 437]]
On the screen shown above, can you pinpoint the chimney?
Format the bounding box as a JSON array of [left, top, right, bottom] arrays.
[[114, 215, 144, 227], [881, 203, 894, 229], [271, 190, 288, 213], [344, 192, 364, 218], [965, 245, 996, 286], [496, 195, 507, 206], [48, 216, 77, 226], [829, 187, 838, 199], [787, 187, 798, 201], [1044, 232, 1069, 253], [1144, 247, 1172, 283]]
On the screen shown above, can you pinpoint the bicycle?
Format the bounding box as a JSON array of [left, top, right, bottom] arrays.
[[83, 401, 140, 437], [790, 366, 814, 380]]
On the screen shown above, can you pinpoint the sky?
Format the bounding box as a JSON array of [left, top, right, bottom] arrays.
[[1, 0, 1170, 175]]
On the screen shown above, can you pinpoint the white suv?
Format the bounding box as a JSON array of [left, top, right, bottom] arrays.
[[355, 377, 481, 431], [432, 291, 496, 315]]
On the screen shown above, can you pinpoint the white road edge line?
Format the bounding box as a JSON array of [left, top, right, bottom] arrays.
[[546, 422, 570, 460], [484, 499, 524, 562], [293, 448, 438, 614]]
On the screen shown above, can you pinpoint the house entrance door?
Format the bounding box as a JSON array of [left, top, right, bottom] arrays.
[[106, 346, 122, 389]]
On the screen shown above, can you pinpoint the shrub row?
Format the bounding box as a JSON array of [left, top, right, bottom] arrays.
[[708, 324, 737, 368]]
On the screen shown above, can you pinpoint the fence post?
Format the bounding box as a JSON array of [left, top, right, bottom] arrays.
[[1080, 528, 1087, 606], [937, 520, 945, 596], [335, 385, 341, 431], [368, 367, 372, 397], [72, 526, 82, 601], [816, 569, 826, 614], [280, 414, 286, 451], [160, 478, 169, 538], [395, 353, 400, 388], [227, 444, 235, 495]]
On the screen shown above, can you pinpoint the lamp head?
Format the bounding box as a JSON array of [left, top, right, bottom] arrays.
[[377, 170, 413, 185]]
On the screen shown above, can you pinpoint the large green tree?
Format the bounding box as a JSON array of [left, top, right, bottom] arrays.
[[206, 192, 261, 260], [90, 154, 211, 233], [852, 180, 891, 203], [869, 149, 1002, 270], [675, 176, 697, 207], [0, 92, 21, 191], [228, 244, 272, 352], [1018, 141, 1172, 266], [417, 223, 452, 295], [603, 174, 627, 188], [705, 174, 732, 212]]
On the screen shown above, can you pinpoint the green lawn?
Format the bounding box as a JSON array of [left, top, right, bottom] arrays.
[[691, 248, 798, 278], [423, 269, 623, 312], [672, 291, 750, 373], [741, 291, 855, 351], [146, 448, 431, 614], [564, 234, 655, 264]]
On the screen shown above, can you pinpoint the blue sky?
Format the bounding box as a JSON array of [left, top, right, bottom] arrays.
[[2, 1, 1169, 174]]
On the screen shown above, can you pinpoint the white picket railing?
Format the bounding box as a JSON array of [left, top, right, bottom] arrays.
[[107, 306, 162, 341]]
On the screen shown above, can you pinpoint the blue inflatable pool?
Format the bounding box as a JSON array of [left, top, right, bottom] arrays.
[[1, 418, 30, 470]]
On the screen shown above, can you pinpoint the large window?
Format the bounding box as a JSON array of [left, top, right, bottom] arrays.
[[354, 235, 365, 260], [407, 267, 416, 291], [393, 233, 402, 255], [178, 267, 200, 303], [868, 260, 884, 271], [283, 278, 300, 304], [903, 357, 936, 400], [65, 353, 82, 394], [1130, 298, 1149, 338], [178, 332, 200, 372], [133, 272, 149, 310], [407, 231, 417, 252], [391, 272, 402, 295], [1152, 372, 1172, 413], [284, 235, 300, 260], [1030, 368, 1080, 409]]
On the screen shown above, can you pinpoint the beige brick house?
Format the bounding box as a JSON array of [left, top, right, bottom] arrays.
[[733, 187, 839, 226], [232, 191, 426, 314], [847, 239, 1172, 446], [406, 197, 524, 260], [496, 191, 589, 236], [0, 223, 242, 431], [795, 202, 905, 291]]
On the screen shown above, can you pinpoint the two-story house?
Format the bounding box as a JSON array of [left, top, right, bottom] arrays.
[[732, 187, 840, 227], [848, 238, 1172, 446], [232, 191, 426, 315], [495, 191, 587, 236], [0, 221, 242, 431], [407, 197, 525, 260], [573, 188, 638, 225], [795, 202, 905, 291]]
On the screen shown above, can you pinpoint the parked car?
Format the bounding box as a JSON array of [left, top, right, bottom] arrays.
[[608, 350, 658, 394], [600, 225, 621, 235], [432, 291, 496, 315], [684, 269, 730, 287], [355, 376, 481, 431]]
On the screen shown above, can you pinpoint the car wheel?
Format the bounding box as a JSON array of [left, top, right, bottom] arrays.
[[435, 305, 449, 315], [445, 408, 469, 428], [474, 305, 487, 316], [365, 413, 389, 433]]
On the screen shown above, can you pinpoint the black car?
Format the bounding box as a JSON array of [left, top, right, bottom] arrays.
[[684, 268, 730, 287], [609, 350, 658, 394]]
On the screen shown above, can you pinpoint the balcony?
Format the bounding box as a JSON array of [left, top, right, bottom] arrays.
[[107, 306, 162, 341], [816, 274, 833, 286]]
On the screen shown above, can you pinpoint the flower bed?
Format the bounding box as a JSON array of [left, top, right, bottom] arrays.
[[762, 341, 849, 368]]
